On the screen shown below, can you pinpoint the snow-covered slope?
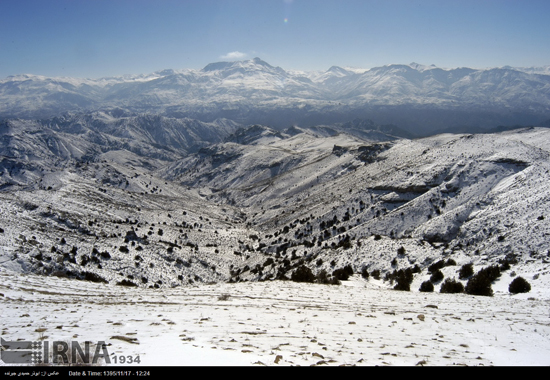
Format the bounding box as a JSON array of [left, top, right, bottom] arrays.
[[0, 113, 240, 188], [1, 120, 549, 300]]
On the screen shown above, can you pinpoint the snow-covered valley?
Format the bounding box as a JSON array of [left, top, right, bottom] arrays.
[[1, 118, 550, 366]]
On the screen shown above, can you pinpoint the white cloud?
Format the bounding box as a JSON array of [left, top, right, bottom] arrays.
[[220, 51, 248, 60]]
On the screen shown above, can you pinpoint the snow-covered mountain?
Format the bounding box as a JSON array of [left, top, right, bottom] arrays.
[[2, 58, 550, 134]]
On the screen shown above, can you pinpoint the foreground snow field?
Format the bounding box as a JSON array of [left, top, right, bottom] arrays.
[[1, 269, 549, 366]]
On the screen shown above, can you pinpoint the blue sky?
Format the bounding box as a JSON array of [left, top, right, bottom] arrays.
[[1, 0, 550, 78]]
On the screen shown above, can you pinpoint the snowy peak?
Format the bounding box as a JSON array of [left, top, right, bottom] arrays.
[[326, 66, 354, 76], [408, 62, 437, 72], [201, 57, 283, 75]]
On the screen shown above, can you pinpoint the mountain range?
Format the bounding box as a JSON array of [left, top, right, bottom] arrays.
[[2, 58, 550, 135]]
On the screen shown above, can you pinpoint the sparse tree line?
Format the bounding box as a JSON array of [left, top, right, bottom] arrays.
[[11, 213, 538, 294], [10, 205, 230, 288], [227, 240, 532, 296], [6, 187, 545, 295]]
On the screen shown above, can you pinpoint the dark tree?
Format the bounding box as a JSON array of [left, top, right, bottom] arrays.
[[419, 281, 434, 292], [440, 278, 464, 294], [508, 277, 531, 294], [430, 269, 444, 283], [459, 263, 474, 279], [465, 267, 499, 297], [291, 265, 315, 283]]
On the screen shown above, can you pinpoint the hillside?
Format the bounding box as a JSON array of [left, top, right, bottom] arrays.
[[1, 121, 549, 298]]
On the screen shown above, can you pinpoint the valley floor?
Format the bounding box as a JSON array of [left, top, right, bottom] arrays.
[[1, 269, 549, 366]]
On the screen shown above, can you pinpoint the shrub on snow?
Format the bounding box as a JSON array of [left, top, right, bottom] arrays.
[[508, 276, 531, 294], [419, 280, 434, 292], [440, 278, 464, 294]]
